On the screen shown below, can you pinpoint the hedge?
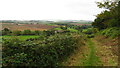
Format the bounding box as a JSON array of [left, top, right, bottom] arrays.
[[2, 34, 86, 67]]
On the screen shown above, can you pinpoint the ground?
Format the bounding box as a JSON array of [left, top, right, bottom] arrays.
[[1, 23, 58, 31], [62, 35, 118, 66]]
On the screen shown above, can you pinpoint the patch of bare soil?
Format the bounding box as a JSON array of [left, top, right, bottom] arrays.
[[93, 35, 118, 66]]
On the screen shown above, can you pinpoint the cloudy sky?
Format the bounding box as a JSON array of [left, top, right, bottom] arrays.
[[0, 0, 104, 21]]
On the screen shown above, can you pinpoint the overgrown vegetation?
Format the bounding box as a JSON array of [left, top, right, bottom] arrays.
[[1, 0, 120, 67], [92, 1, 120, 30], [1, 28, 43, 36], [1, 23, 90, 67], [2, 33, 86, 67], [92, 0, 120, 38], [1, 36, 40, 41], [98, 27, 120, 38]]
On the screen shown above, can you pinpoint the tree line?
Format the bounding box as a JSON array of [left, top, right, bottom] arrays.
[[92, 0, 120, 30], [1, 24, 93, 36], [1, 28, 43, 36]]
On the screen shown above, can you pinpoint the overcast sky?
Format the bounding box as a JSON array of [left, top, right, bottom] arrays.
[[0, 0, 104, 21]]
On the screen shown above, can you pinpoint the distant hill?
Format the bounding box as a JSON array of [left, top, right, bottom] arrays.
[[0, 20, 93, 24]]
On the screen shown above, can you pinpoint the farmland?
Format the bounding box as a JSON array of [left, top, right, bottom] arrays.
[[1, 21, 119, 67], [1, 0, 120, 67], [0, 23, 58, 31]]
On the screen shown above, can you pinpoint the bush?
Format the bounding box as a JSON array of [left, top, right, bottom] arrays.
[[99, 27, 120, 38], [2, 28, 12, 35], [34, 30, 42, 35], [22, 30, 32, 35], [2, 34, 86, 67], [67, 28, 78, 32], [87, 34, 95, 38], [0, 31, 2, 36], [12, 30, 21, 36], [82, 28, 94, 34]]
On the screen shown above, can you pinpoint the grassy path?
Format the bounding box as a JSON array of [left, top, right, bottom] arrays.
[[62, 36, 118, 66], [62, 38, 102, 66], [81, 39, 102, 66]]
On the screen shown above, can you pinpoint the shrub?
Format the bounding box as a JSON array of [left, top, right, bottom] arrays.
[[82, 28, 93, 34], [2, 34, 86, 67], [22, 30, 32, 35], [87, 34, 95, 38], [2, 28, 12, 35], [34, 30, 42, 35], [67, 28, 78, 32], [12, 30, 21, 36], [99, 27, 120, 38]]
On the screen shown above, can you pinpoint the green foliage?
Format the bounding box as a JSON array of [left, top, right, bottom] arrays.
[[2, 28, 12, 35], [82, 28, 94, 34], [2, 34, 86, 67], [3, 28, 10, 32], [92, 1, 120, 30], [54, 28, 62, 30], [22, 30, 32, 35], [86, 34, 95, 38], [2, 36, 40, 41], [44, 30, 55, 36], [81, 28, 97, 38], [99, 27, 120, 38], [12, 30, 21, 36], [96, 1, 117, 10], [92, 28, 99, 33], [34, 30, 42, 35], [0, 31, 2, 36], [67, 28, 78, 32], [2, 29, 44, 36], [60, 26, 67, 30]]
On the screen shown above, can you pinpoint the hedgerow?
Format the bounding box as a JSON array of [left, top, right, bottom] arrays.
[[2, 34, 86, 67]]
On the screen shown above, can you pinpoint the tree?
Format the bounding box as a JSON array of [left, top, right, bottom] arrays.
[[0, 31, 2, 36], [2, 28, 12, 35], [12, 30, 21, 36], [34, 30, 42, 35], [92, 0, 120, 30], [96, 1, 117, 10], [22, 30, 32, 35]]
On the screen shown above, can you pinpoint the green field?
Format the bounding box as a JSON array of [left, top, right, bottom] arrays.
[[0, 35, 40, 41]]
